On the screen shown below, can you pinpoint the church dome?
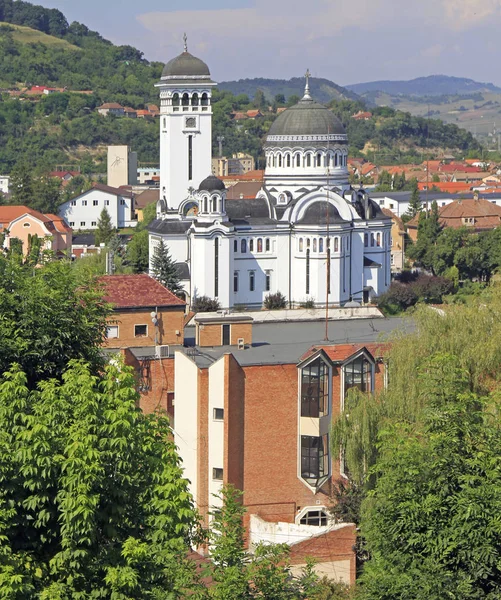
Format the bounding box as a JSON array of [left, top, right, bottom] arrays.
[[265, 97, 345, 145], [198, 174, 225, 192], [162, 51, 211, 78], [297, 201, 346, 224]]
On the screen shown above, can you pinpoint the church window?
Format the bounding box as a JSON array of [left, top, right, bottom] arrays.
[[249, 239, 254, 252], [334, 153, 338, 167], [212, 196, 218, 212], [306, 154, 311, 167], [182, 93, 189, 106], [306, 249, 310, 294], [214, 238, 219, 297], [265, 271, 271, 291], [313, 238, 317, 252], [234, 239, 238, 252], [296, 154, 301, 167], [191, 93, 199, 106], [377, 233, 381, 247], [188, 135, 193, 180], [234, 271, 239, 293], [319, 238, 323, 252], [201, 93, 209, 106], [203, 197, 208, 213], [163, 117, 166, 129], [249, 271, 255, 292], [364, 233, 368, 247], [265, 238, 270, 252], [334, 237, 339, 252], [371, 233, 375, 247], [257, 238, 263, 253], [172, 93, 180, 106], [273, 155, 277, 168], [299, 238, 304, 252], [316, 153, 321, 167], [306, 238, 310, 248], [286, 153, 291, 167], [278, 154, 282, 168], [241, 239, 247, 253]]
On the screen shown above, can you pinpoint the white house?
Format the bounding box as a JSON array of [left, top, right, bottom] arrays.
[[0, 176, 9, 195], [148, 45, 391, 309], [59, 183, 136, 230]]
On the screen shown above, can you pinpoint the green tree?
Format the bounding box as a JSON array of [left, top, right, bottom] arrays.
[[253, 89, 266, 109], [0, 255, 109, 385], [9, 161, 34, 205], [406, 201, 442, 271], [151, 239, 182, 296], [127, 229, 149, 273], [274, 93, 286, 105], [359, 354, 501, 599], [0, 359, 201, 598], [404, 185, 422, 219], [287, 94, 300, 107], [94, 207, 114, 246]]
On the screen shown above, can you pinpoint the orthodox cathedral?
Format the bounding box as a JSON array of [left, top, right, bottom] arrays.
[[148, 40, 391, 308]]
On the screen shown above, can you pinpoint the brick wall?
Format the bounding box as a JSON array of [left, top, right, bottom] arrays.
[[197, 321, 253, 347], [104, 307, 184, 348]]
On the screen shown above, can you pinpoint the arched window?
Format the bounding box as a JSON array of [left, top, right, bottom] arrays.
[[172, 93, 180, 106], [212, 196, 218, 212], [191, 93, 199, 106], [313, 238, 317, 252], [306, 238, 311, 248], [327, 237, 331, 249], [163, 117, 166, 129], [324, 154, 329, 167], [334, 237, 339, 252], [371, 233, 375, 247], [316, 153, 322, 167], [234, 239, 238, 252], [278, 154, 282, 167], [201, 93, 209, 106], [319, 238, 324, 252], [249, 239, 254, 252], [182, 93, 189, 106], [241, 239, 247, 253], [377, 232, 381, 247], [334, 153, 338, 167], [296, 153, 301, 167], [265, 238, 270, 252], [203, 197, 208, 213], [273, 154, 277, 167], [286, 153, 291, 167], [364, 233, 368, 247], [257, 238, 263, 252], [306, 154, 311, 167], [299, 238, 304, 252]]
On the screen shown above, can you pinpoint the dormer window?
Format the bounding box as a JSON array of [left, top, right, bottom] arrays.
[[344, 355, 372, 396], [301, 358, 328, 418]]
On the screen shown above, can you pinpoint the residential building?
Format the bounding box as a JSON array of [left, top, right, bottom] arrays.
[[100, 274, 185, 349], [97, 102, 125, 117], [49, 170, 80, 185], [123, 107, 137, 118], [211, 153, 255, 177], [137, 167, 160, 185], [381, 208, 406, 272], [107, 145, 138, 188], [149, 43, 391, 309], [0, 175, 9, 195], [0, 206, 72, 256], [407, 197, 501, 241], [135, 188, 159, 221], [59, 183, 136, 230], [352, 111, 372, 120]]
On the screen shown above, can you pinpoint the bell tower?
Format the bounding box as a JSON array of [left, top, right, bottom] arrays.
[[156, 35, 216, 214]]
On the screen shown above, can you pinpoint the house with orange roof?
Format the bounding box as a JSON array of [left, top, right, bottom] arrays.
[[351, 111, 372, 120], [97, 103, 125, 117], [0, 206, 72, 256], [418, 181, 472, 194], [246, 109, 263, 119]]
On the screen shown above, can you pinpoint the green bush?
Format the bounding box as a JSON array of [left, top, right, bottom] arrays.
[[300, 298, 315, 309], [192, 295, 221, 312], [264, 291, 287, 310]]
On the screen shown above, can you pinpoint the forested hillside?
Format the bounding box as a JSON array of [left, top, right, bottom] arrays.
[[0, 0, 483, 177]]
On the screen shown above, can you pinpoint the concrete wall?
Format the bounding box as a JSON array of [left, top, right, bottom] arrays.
[[59, 188, 135, 230]]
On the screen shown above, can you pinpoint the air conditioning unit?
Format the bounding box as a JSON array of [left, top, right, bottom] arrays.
[[155, 345, 170, 358], [237, 338, 245, 350]]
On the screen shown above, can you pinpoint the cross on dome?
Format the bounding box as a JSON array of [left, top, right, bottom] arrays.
[[303, 68, 312, 100], [183, 32, 188, 52]]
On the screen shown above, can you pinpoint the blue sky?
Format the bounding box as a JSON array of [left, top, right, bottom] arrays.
[[35, 0, 501, 86]]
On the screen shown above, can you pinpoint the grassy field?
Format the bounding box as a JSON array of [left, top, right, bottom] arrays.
[[0, 22, 80, 50]]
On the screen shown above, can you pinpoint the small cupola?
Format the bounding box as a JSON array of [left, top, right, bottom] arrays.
[[197, 175, 227, 217]]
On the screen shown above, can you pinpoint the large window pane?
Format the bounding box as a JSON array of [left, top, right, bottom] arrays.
[[301, 435, 329, 486], [301, 359, 328, 417], [345, 357, 372, 395]]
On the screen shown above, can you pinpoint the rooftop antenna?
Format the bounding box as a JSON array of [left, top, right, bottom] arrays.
[[183, 32, 188, 52]]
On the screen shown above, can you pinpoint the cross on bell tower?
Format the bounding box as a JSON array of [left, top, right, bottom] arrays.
[[183, 32, 188, 52]]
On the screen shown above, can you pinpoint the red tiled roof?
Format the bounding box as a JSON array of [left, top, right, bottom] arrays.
[[0, 205, 49, 226], [300, 343, 388, 364], [418, 182, 472, 193], [246, 110, 262, 118], [439, 198, 501, 219], [99, 274, 185, 309], [45, 214, 73, 233]]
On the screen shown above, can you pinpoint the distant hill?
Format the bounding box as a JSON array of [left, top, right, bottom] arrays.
[[346, 75, 501, 97], [219, 77, 362, 104]]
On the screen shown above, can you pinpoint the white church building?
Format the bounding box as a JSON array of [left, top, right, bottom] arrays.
[[149, 42, 391, 308]]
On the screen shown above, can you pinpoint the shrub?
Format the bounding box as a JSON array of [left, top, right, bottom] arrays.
[[264, 291, 287, 310], [377, 282, 418, 312], [192, 295, 221, 312], [300, 297, 315, 309], [410, 274, 454, 303]]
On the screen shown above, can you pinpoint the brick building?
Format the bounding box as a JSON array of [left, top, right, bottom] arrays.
[[173, 321, 388, 584], [100, 274, 185, 349]]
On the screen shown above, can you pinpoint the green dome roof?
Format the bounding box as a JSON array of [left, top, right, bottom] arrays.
[[162, 51, 211, 78], [265, 97, 345, 145]]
